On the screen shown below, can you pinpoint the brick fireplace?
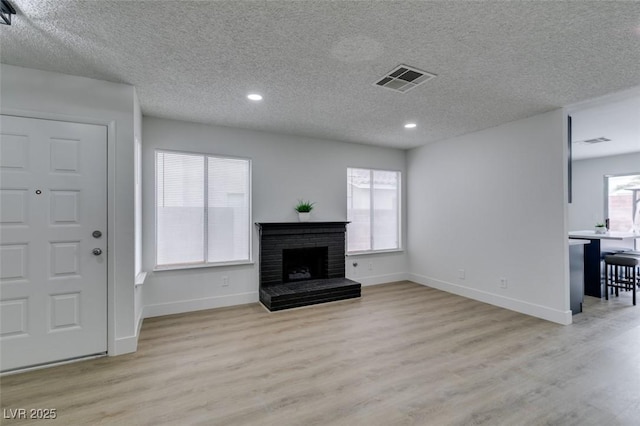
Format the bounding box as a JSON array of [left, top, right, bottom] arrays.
[[256, 222, 361, 311]]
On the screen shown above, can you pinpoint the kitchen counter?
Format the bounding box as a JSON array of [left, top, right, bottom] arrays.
[[569, 238, 591, 246], [567, 231, 638, 297], [568, 230, 638, 240], [569, 239, 590, 314]]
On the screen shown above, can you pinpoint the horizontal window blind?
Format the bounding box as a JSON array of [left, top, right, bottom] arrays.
[[156, 150, 250, 268], [347, 167, 400, 253]]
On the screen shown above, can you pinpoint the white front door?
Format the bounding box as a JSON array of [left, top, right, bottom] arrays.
[[0, 115, 107, 372]]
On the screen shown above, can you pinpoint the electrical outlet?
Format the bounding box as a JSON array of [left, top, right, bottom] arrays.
[[222, 276, 229, 287], [458, 269, 466, 280], [368, 261, 373, 271], [500, 278, 507, 289]]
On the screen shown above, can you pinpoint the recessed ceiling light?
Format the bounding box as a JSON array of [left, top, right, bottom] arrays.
[[404, 123, 417, 129], [247, 93, 263, 101]]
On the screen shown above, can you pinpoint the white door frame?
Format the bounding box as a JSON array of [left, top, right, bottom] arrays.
[[2, 108, 118, 357]]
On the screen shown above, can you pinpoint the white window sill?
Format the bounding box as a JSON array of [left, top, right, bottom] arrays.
[[135, 272, 147, 287], [347, 248, 404, 256], [153, 260, 254, 272]]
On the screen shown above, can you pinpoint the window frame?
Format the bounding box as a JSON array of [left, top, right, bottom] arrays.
[[346, 167, 402, 255], [604, 171, 640, 234], [154, 148, 253, 271]]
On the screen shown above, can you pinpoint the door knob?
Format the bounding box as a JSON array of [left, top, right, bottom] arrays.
[[92, 248, 102, 256]]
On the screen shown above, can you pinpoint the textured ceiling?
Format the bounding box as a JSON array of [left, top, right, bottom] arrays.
[[1, 1, 640, 149], [571, 93, 640, 160]]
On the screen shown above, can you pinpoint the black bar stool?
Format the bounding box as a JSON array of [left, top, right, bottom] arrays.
[[604, 255, 639, 305]]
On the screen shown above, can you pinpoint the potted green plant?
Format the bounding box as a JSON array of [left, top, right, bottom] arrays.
[[594, 222, 607, 234], [295, 200, 315, 222]]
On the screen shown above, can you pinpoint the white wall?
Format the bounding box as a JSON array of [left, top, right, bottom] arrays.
[[141, 117, 408, 317], [407, 109, 571, 324], [133, 89, 144, 336], [569, 152, 640, 231], [0, 65, 138, 354]]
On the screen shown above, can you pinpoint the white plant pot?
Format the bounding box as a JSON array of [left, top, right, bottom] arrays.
[[298, 212, 310, 222], [594, 226, 607, 234]]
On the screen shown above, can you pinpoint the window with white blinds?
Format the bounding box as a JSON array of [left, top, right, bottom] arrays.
[[347, 168, 401, 253], [155, 150, 251, 268]]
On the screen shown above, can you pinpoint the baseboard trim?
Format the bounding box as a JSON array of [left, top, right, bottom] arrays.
[[143, 292, 259, 319], [113, 334, 138, 355], [408, 273, 572, 325], [136, 309, 144, 337], [349, 272, 410, 287]]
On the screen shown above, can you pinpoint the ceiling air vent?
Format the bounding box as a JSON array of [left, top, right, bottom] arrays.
[[573, 137, 611, 144], [374, 64, 436, 93]]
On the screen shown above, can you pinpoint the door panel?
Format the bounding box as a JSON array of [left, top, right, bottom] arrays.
[[0, 115, 107, 372]]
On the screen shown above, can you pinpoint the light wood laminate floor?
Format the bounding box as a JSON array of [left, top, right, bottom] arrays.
[[2, 281, 640, 425]]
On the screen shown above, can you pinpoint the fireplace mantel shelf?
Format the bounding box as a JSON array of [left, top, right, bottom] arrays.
[[255, 221, 349, 228]]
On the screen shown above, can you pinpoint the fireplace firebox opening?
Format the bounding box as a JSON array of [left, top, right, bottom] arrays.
[[282, 247, 328, 283]]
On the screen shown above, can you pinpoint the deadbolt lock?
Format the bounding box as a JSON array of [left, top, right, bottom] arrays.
[[92, 230, 102, 238]]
